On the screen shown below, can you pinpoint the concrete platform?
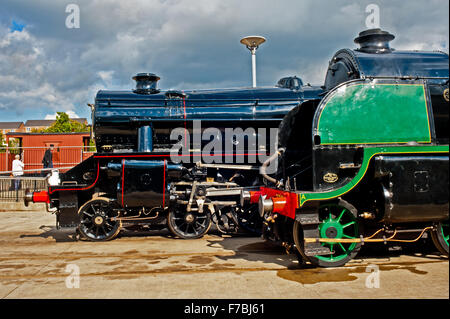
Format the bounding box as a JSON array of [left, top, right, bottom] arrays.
[[0, 202, 46, 212], [0, 210, 448, 299]]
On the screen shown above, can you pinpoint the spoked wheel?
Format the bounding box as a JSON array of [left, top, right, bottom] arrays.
[[167, 208, 212, 239], [431, 220, 449, 257], [237, 204, 263, 235], [77, 197, 122, 241], [294, 200, 361, 267]]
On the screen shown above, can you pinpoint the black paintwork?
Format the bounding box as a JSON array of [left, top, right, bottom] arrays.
[[428, 83, 449, 144], [120, 160, 182, 208], [312, 147, 363, 192], [324, 48, 449, 91], [353, 28, 395, 54], [374, 155, 449, 223]]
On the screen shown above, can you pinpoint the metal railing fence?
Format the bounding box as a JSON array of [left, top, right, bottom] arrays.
[[0, 176, 48, 202], [0, 145, 95, 202], [0, 146, 95, 174]]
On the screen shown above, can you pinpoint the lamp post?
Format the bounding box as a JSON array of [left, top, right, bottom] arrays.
[[240, 36, 266, 88]]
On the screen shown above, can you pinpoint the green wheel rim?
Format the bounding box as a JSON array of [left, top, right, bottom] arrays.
[[316, 204, 359, 262], [441, 222, 449, 247]]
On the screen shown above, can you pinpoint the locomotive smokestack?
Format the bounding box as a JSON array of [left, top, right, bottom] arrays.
[[133, 73, 160, 94], [354, 28, 395, 53]]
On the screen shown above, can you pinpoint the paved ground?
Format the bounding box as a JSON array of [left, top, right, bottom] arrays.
[[0, 210, 448, 299]]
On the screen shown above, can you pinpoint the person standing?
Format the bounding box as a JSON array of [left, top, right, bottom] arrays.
[[42, 144, 54, 175], [12, 154, 24, 191]]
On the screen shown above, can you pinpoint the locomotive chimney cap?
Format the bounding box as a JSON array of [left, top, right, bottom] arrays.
[[133, 72, 160, 94], [354, 28, 395, 53], [132, 72, 160, 81]]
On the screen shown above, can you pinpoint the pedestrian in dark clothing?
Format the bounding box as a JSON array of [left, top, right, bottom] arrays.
[[42, 144, 54, 176]]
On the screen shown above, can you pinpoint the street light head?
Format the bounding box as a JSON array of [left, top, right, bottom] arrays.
[[240, 36, 266, 51]]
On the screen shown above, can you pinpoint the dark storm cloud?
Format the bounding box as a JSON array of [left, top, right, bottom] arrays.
[[0, 0, 448, 121]]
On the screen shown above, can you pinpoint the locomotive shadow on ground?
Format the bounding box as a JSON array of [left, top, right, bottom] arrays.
[[117, 225, 175, 239], [19, 225, 78, 242], [18, 225, 173, 243], [207, 235, 447, 270], [115, 224, 241, 240], [205, 234, 450, 286], [17, 223, 218, 243], [18, 224, 446, 269], [206, 234, 302, 269], [355, 238, 445, 262]]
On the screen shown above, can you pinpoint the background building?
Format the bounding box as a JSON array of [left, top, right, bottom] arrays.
[[24, 118, 88, 132], [1, 132, 93, 173], [0, 122, 25, 136]]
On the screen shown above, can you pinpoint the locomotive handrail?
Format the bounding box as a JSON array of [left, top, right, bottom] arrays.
[[113, 118, 292, 122], [196, 162, 260, 170], [96, 97, 305, 102], [96, 102, 302, 109]]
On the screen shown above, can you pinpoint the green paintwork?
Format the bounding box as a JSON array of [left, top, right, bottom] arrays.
[[442, 223, 449, 247], [316, 204, 358, 262], [298, 145, 449, 207], [317, 83, 431, 145]]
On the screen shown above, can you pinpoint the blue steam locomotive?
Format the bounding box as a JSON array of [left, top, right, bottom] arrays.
[[25, 46, 323, 240]]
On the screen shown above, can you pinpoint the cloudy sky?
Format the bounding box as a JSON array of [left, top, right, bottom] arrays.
[[0, 0, 448, 123]]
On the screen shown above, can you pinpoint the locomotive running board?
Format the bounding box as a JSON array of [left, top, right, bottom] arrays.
[[196, 162, 260, 170]]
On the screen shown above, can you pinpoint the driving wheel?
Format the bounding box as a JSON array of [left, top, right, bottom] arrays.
[[431, 220, 449, 256], [77, 197, 121, 241], [294, 200, 362, 267], [167, 207, 212, 239]]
